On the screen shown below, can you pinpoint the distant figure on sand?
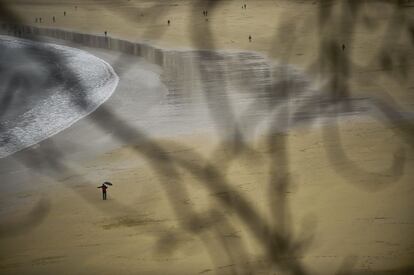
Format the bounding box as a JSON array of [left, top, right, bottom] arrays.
[[97, 183, 109, 200], [35, 18, 38, 23], [64, 11, 66, 16], [245, 4, 247, 9], [53, 16, 55, 23], [249, 35, 252, 42], [342, 44, 345, 51], [168, 19, 170, 26], [104, 31, 107, 37], [39, 17, 42, 23]]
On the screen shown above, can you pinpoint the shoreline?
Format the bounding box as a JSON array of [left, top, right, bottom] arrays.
[[1, 23, 389, 126], [0, 34, 119, 159]]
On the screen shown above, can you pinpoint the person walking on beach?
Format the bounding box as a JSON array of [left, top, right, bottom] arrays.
[[342, 44, 345, 51], [167, 19, 170, 26], [249, 35, 252, 42], [97, 183, 109, 200], [52, 16, 56, 23], [104, 31, 107, 37]]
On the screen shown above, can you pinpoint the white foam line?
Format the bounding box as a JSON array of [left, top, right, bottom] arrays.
[[0, 36, 119, 158]]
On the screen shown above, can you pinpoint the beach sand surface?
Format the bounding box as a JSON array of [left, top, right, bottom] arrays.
[[0, 1, 413, 274]]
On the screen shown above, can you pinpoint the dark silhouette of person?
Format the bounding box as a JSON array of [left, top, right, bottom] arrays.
[[98, 184, 109, 200], [168, 19, 170, 26], [342, 44, 345, 51], [104, 31, 107, 37], [244, 4, 247, 9], [205, 10, 208, 16], [53, 16, 55, 23], [39, 17, 42, 23], [35, 18, 38, 23], [249, 35, 252, 42]]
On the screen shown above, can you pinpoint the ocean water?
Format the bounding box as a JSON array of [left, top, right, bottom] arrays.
[[0, 30, 376, 160], [0, 35, 119, 158]]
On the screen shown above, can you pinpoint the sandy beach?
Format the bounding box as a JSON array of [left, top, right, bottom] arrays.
[[0, 1, 413, 274]]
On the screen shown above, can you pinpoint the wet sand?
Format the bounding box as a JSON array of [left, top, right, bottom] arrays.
[[0, 1, 413, 274]]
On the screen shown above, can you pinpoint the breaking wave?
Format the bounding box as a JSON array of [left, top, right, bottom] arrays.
[[0, 35, 119, 158]]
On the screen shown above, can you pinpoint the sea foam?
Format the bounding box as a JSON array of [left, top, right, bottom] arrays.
[[0, 35, 119, 158]]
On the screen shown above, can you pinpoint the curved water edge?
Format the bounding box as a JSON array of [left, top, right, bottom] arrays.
[[0, 24, 374, 158], [0, 35, 119, 158]]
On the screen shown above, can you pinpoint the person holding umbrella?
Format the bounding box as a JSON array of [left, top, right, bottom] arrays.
[[97, 182, 112, 200]]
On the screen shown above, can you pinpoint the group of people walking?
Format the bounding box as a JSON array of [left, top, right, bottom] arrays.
[[34, 9, 69, 24]]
